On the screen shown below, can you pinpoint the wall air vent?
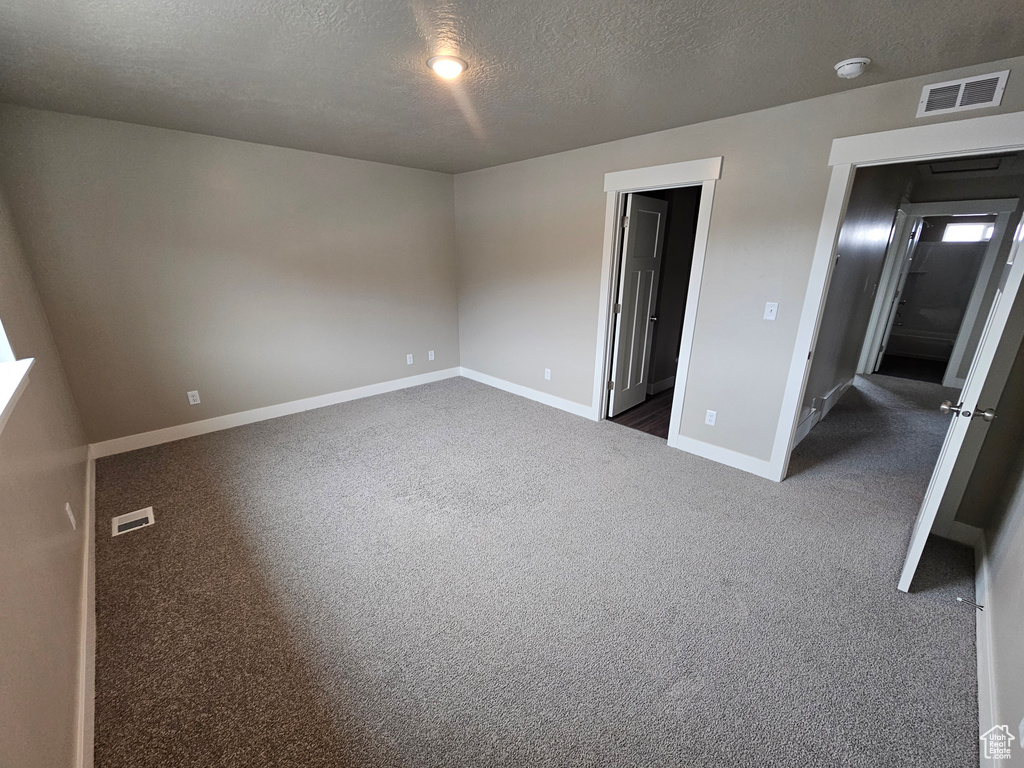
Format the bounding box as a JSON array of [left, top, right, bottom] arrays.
[[111, 507, 155, 537], [917, 71, 1009, 118]]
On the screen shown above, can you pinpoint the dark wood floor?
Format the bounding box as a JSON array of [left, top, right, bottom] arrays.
[[876, 354, 948, 384], [608, 388, 674, 439]]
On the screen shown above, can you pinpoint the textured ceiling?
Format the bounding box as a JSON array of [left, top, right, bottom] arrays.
[[0, 0, 1022, 173]]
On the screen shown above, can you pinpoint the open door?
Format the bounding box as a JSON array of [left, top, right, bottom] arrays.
[[608, 194, 668, 416], [899, 221, 1024, 591], [873, 218, 922, 371]]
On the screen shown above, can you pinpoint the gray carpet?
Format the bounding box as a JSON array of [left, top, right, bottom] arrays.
[[94, 374, 978, 767]]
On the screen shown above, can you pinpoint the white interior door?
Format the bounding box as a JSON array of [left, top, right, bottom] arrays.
[[874, 219, 922, 371], [899, 222, 1024, 591], [609, 194, 668, 416]]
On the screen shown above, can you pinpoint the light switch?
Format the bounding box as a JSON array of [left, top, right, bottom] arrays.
[[763, 302, 779, 321]]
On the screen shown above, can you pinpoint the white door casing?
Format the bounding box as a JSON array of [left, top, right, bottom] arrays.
[[778, 110, 1024, 485], [874, 218, 922, 371], [943, 204, 1020, 387], [609, 194, 668, 416], [898, 219, 1024, 592]]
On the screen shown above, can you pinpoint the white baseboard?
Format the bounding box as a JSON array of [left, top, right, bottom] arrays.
[[790, 378, 854, 450], [668, 434, 778, 481], [791, 410, 818, 449], [943, 520, 983, 548], [75, 455, 96, 768], [458, 368, 598, 420], [648, 376, 675, 396], [89, 368, 461, 458], [972, 529, 996, 761]]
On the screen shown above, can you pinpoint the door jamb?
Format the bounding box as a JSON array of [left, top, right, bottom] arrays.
[[856, 199, 1018, 381], [773, 110, 1024, 482], [593, 158, 722, 446]]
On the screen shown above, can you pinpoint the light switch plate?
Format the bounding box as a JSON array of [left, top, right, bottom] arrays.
[[763, 302, 779, 321]]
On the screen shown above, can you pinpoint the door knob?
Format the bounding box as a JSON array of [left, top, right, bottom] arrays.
[[940, 400, 962, 416], [649, 316, 658, 322], [971, 408, 997, 423]]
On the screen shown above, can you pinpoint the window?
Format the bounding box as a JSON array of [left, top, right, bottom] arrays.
[[942, 222, 994, 242]]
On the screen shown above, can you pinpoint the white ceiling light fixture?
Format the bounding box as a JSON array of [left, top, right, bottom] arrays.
[[834, 57, 871, 79], [427, 55, 468, 80]]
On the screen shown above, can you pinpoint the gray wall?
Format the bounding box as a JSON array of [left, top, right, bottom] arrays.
[[455, 56, 1024, 463], [984, 449, 1024, 736], [801, 164, 911, 421], [650, 187, 700, 387], [0, 106, 460, 443], [961, 327, 1024, 734], [0, 191, 88, 768]]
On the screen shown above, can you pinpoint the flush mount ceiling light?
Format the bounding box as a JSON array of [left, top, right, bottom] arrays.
[[835, 57, 871, 79], [427, 55, 468, 80]]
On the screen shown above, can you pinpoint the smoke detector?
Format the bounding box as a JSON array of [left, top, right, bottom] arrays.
[[835, 57, 871, 79]]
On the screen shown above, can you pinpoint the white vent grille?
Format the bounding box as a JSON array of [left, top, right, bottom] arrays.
[[917, 71, 1009, 118], [111, 507, 155, 537]]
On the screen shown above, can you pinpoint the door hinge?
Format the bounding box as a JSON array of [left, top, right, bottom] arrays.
[[807, 349, 813, 360], [613, 303, 622, 313], [607, 380, 615, 391], [622, 216, 629, 229]]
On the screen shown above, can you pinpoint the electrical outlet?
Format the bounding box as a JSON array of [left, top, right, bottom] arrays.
[[187, 390, 201, 405], [65, 502, 76, 530], [407, 353, 414, 365], [428, 350, 435, 361], [705, 410, 717, 426], [544, 368, 551, 380], [763, 302, 779, 321]]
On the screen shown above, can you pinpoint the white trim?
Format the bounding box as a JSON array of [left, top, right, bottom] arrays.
[[75, 455, 96, 768], [648, 375, 675, 396], [943, 205, 1018, 389], [829, 111, 1024, 167], [666, 181, 716, 453], [603, 157, 722, 193], [900, 199, 1018, 217], [780, 111, 1024, 484], [0, 358, 33, 437], [771, 163, 855, 482], [89, 368, 461, 458], [672, 435, 776, 480], [459, 367, 597, 420], [944, 520, 983, 548], [857, 210, 912, 374], [595, 159, 723, 428]]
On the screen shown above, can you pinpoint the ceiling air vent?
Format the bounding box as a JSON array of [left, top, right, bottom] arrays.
[[111, 507, 155, 537], [917, 71, 1009, 118]]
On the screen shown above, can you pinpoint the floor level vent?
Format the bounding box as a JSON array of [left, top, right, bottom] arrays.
[[112, 507, 155, 537], [917, 71, 1009, 118]]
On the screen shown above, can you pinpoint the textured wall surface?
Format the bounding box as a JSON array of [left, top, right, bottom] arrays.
[[0, 191, 88, 768], [0, 106, 459, 442], [456, 55, 1024, 463], [0, 0, 1021, 172]]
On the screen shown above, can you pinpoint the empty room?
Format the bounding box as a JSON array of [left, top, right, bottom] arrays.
[[2, 2, 1024, 767]]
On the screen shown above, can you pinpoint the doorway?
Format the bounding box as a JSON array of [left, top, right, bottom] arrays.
[[859, 199, 1018, 390], [593, 157, 721, 451], [781, 129, 1024, 594], [606, 187, 701, 439]]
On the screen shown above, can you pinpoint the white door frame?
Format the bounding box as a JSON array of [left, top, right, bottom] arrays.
[[856, 199, 1018, 383], [593, 157, 722, 445], [773, 110, 1024, 482]]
